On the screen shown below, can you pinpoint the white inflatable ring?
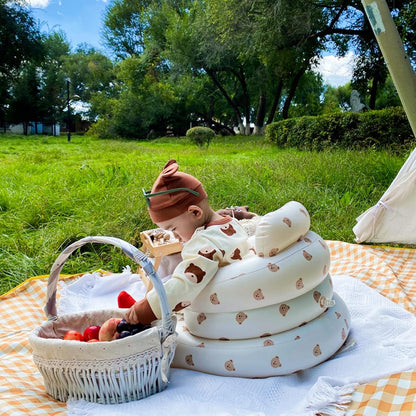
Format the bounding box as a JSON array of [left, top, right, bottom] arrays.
[[173, 293, 350, 377], [189, 230, 330, 313], [184, 274, 334, 340], [254, 201, 310, 257]]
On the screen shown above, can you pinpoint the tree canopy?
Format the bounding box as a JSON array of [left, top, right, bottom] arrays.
[[1, 0, 413, 137]]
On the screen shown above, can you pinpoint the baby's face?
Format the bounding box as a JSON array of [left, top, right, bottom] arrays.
[[157, 210, 198, 243]]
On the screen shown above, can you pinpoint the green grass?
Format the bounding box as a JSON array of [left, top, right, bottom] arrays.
[[0, 133, 411, 295]]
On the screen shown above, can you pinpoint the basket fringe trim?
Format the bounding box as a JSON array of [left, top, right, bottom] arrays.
[[33, 345, 175, 404]]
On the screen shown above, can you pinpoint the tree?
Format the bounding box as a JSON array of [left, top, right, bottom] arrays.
[[37, 31, 71, 130], [288, 71, 325, 118], [62, 45, 116, 121], [322, 83, 353, 113], [102, 0, 152, 59], [7, 63, 40, 134], [0, 0, 44, 127]]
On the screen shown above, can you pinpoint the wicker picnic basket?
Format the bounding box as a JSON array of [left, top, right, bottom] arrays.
[[29, 236, 177, 404]]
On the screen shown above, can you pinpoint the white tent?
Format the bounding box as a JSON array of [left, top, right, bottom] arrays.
[[353, 0, 416, 244], [353, 149, 416, 244]]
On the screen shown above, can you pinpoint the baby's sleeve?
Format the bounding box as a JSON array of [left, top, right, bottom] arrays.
[[146, 235, 224, 318]]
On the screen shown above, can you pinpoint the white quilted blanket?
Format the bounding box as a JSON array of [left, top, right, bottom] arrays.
[[60, 267, 416, 416]]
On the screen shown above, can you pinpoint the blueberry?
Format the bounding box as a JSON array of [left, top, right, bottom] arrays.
[[117, 318, 131, 333], [131, 322, 145, 332], [118, 330, 131, 339]]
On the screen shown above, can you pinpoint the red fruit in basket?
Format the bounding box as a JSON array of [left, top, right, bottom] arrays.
[[63, 330, 84, 341], [87, 339, 99, 343], [98, 318, 122, 341], [118, 291, 136, 308], [83, 325, 101, 342]]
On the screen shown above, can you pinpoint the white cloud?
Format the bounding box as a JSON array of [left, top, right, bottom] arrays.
[[26, 0, 51, 7], [314, 52, 355, 87]]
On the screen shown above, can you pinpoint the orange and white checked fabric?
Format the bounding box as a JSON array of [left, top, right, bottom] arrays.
[[0, 275, 78, 416], [327, 241, 416, 415], [328, 241, 416, 315], [1, 242, 416, 415], [346, 371, 416, 416]]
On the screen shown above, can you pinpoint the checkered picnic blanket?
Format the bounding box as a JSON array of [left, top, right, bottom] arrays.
[[1, 242, 416, 415]]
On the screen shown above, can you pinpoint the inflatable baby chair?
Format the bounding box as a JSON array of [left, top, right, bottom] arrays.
[[172, 201, 351, 377]]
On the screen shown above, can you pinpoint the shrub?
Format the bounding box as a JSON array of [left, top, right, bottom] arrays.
[[186, 126, 216, 148], [265, 107, 413, 151]]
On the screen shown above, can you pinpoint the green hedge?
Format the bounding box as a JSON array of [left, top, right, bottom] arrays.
[[186, 126, 216, 147], [265, 107, 414, 151]]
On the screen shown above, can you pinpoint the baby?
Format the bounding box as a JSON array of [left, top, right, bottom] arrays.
[[125, 159, 252, 324]]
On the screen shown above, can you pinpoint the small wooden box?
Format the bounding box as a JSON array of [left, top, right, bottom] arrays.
[[140, 229, 182, 271]]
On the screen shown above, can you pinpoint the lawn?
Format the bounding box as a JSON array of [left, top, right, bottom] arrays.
[[0, 133, 410, 294]]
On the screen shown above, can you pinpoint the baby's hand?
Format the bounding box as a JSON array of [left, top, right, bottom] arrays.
[[125, 302, 141, 324]]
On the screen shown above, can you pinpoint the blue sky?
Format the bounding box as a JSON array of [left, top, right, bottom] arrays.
[[29, 0, 109, 52], [27, 0, 353, 87]]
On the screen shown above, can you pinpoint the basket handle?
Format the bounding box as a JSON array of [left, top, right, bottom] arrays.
[[44, 236, 174, 340]]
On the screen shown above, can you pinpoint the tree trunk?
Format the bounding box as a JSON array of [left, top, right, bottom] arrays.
[[369, 72, 379, 110], [253, 93, 266, 135], [205, 68, 243, 133], [282, 68, 306, 119], [266, 80, 283, 124]]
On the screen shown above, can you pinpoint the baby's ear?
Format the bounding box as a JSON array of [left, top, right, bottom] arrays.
[[188, 204, 203, 218]]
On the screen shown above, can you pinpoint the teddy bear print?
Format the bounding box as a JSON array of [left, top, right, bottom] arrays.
[[335, 311, 341, 319], [173, 301, 191, 312], [313, 344, 322, 356], [263, 339, 274, 347], [319, 240, 327, 250], [313, 291, 321, 303], [225, 360, 236, 371], [302, 250, 312, 261], [231, 248, 242, 260], [344, 318, 349, 330], [198, 247, 217, 260], [296, 278, 304, 290], [299, 208, 308, 217], [283, 217, 292, 227], [269, 248, 280, 257], [197, 313, 207, 324], [323, 264, 327, 275], [342, 328, 346, 340], [304, 236, 312, 243], [235, 312, 248, 324], [267, 263, 279, 272], [184, 263, 206, 283], [185, 354, 195, 366], [210, 293, 220, 305], [220, 224, 236, 236], [253, 288, 264, 301], [271, 356, 282, 368], [279, 304, 290, 316]]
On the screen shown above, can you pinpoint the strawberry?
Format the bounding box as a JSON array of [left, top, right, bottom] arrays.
[[118, 291, 136, 308]]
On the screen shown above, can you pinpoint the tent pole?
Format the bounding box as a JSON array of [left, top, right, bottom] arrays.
[[361, 0, 416, 138]]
